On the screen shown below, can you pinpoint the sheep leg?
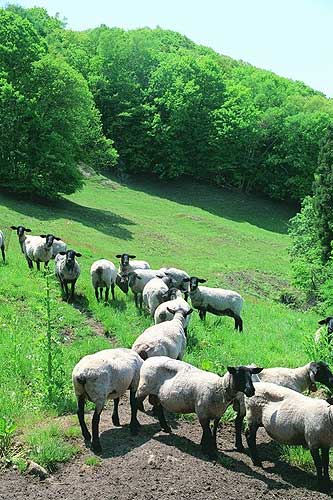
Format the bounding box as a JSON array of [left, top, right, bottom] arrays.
[[184, 292, 189, 302], [99, 288, 103, 300], [94, 287, 99, 301], [91, 406, 103, 452], [36, 261, 40, 271], [310, 448, 323, 483], [77, 395, 91, 442], [112, 398, 120, 426], [105, 286, 110, 302], [71, 280, 77, 301], [111, 283, 115, 300], [246, 423, 261, 466], [44, 260, 49, 268], [134, 292, 138, 308], [154, 402, 171, 433], [199, 418, 217, 458], [26, 256, 33, 269], [129, 390, 141, 435], [199, 309, 206, 321], [64, 282, 69, 300], [234, 412, 245, 452], [1, 245, 5, 263], [235, 315, 243, 332], [139, 293, 143, 309], [321, 447, 331, 489], [212, 417, 221, 450]]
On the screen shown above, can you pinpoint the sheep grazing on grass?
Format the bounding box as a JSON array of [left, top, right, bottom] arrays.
[[90, 259, 118, 302], [136, 357, 262, 458], [116, 253, 150, 275], [52, 239, 67, 258], [244, 382, 333, 491], [315, 317, 333, 344], [154, 288, 191, 334], [55, 250, 82, 301], [234, 361, 333, 451], [142, 275, 173, 316], [185, 276, 244, 331], [25, 234, 62, 270], [127, 269, 166, 308], [159, 267, 190, 300], [10, 225, 32, 253], [72, 348, 142, 452], [0, 230, 5, 263], [132, 307, 192, 361]]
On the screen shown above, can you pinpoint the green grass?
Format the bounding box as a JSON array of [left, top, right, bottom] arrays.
[[84, 456, 102, 467], [0, 172, 320, 470]]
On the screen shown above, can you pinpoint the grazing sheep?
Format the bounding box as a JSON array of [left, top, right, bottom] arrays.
[[25, 234, 62, 270], [55, 250, 81, 300], [185, 276, 244, 331], [234, 361, 333, 451], [244, 382, 333, 491], [132, 307, 192, 361], [315, 317, 333, 344], [159, 267, 190, 300], [142, 275, 173, 316], [72, 348, 143, 452], [127, 269, 166, 308], [0, 230, 5, 263], [90, 259, 118, 302], [154, 288, 191, 334], [52, 239, 67, 258], [116, 253, 150, 275], [10, 225, 32, 253], [136, 357, 262, 458]]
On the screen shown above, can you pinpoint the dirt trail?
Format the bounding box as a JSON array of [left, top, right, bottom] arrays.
[[0, 397, 330, 500]]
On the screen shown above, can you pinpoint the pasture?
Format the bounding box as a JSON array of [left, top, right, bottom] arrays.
[[0, 172, 322, 484]]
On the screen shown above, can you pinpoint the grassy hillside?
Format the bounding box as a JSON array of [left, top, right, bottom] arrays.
[[0, 172, 318, 432]]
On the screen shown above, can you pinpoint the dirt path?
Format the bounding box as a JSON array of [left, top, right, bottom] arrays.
[[0, 397, 331, 500]]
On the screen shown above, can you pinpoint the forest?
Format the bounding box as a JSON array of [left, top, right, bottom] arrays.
[[1, 5, 333, 202]]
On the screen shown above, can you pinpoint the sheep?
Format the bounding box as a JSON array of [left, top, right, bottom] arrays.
[[90, 259, 118, 302], [159, 267, 190, 300], [233, 361, 333, 452], [0, 230, 5, 263], [115, 273, 129, 294], [52, 239, 67, 258], [142, 275, 173, 316], [136, 356, 262, 458], [116, 253, 150, 275], [132, 306, 192, 361], [25, 234, 62, 270], [55, 250, 82, 301], [126, 269, 166, 308], [72, 347, 143, 452], [315, 317, 333, 344], [10, 225, 32, 253], [154, 288, 191, 334], [244, 382, 333, 491], [185, 276, 244, 331]]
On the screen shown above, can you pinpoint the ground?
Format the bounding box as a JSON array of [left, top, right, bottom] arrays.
[[1, 398, 330, 500]]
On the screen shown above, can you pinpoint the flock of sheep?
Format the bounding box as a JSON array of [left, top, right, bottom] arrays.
[[2, 225, 333, 492]]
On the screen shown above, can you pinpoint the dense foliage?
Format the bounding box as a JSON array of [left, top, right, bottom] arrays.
[[1, 5, 333, 200]]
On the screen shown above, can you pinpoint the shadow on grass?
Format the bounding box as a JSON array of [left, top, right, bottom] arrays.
[[0, 191, 135, 241], [112, 173, 297, 235]]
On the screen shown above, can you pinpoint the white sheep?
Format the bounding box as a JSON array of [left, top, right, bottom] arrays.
[[136, 357, 262, 458], [25, 233, 62, 270], [52, 239, 67, 258], [154, 288, 191, 334], [116, 253, 150, 275], [72, 347, 143, 452], [0, 230, 5, 263], [234, 361, 333, 451], [55, 249, 82, 301], [132, 307, 192, 361], [127, 269, 166, 308], [314, 317, 333, 344], [245, 382, 333, 490], [90, 259, 118, 302], [159, 267, 190, 298], [10, 225, 33, 254], [142, 275, 173, 316], [185, 276, 244, 331]]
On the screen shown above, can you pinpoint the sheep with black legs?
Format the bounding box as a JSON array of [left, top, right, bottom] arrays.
[[244, 382, 333, 491], [10, 225, 33, 253], [72, 348, 142, 452], [127, 269, 166, 308], [185, 276, 244, 331], [136, 357, 262, 458], [142, 275, 173, 316], [132, 307, 191, 361], [0, 230, 5, 263], [55, 250, 81, 301], [154, 288, 191, 334], [315, 317, 333, 344], [90, 259, 117, 302], [116, 253, 150, 275], [233, 361, 333, 452], [25, 234, 62, 270]]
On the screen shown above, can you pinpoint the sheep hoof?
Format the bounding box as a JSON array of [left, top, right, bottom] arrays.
[[92, 440, 102, 453], [112, 416, 121, 427], [162, 425, 172, 434]]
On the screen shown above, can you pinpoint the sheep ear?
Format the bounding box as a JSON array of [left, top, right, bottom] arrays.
[[198, 278, 207, 283], [25, 228, 32, 232], [40, 234, 46, 238], [156, 273, 164, 278], [75, 252, 82, 257], [227, 366, 237, 375], [10, 226, 17, 230], [129, 254, 136, 259], [183, 278, 190, 282], [318, 318, 329, 325], [115, 254, 122, 258], [167, 307, 176, 315], [54, 237, 61, 241], [59, 251, 66, 255], [186, 308, 193, 316], [251, 367, 263, 374]]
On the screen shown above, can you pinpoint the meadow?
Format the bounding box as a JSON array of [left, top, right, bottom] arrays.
[[0, 172, 320, 469]]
